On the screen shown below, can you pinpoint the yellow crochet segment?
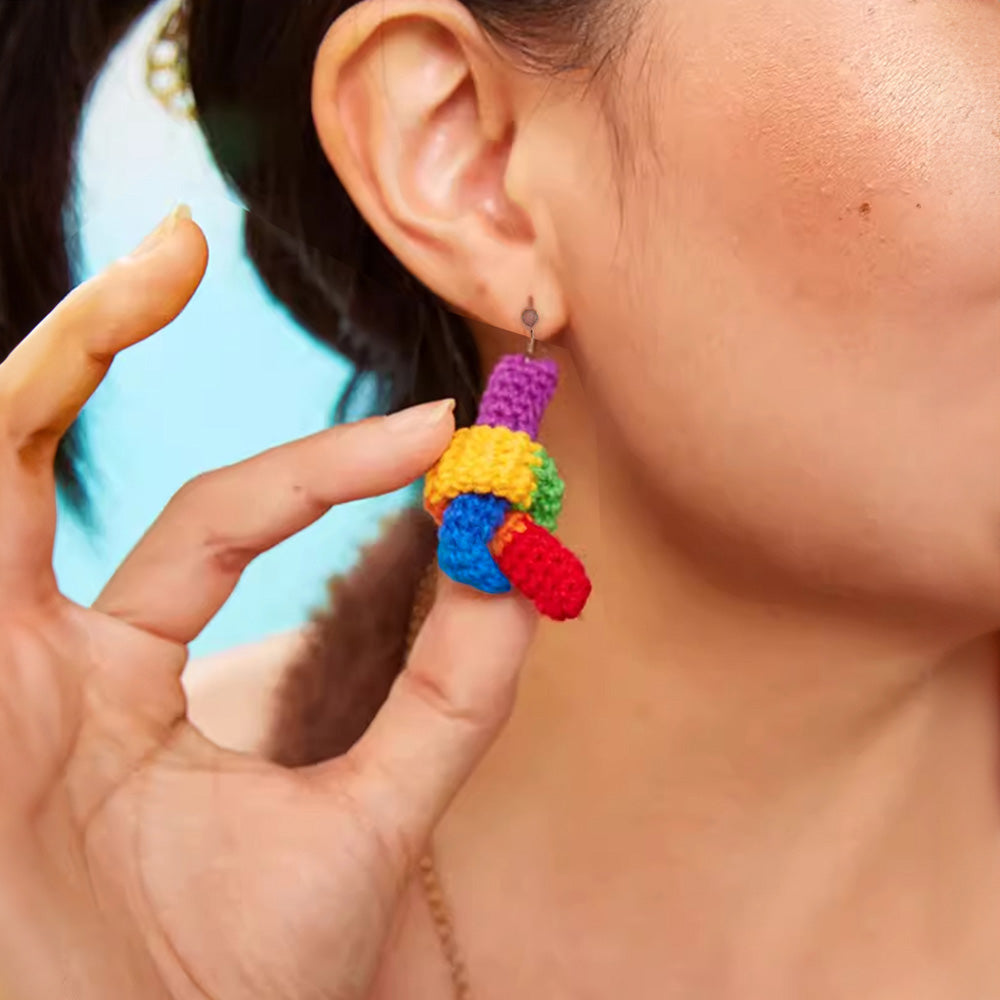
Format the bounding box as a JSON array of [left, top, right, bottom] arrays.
[[424, 425, 544, 511]]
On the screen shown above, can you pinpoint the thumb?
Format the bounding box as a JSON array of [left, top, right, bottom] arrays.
[[310, 573, 537, 868]]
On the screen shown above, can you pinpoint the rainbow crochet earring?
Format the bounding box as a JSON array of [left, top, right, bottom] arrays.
[[424, 300, 592, 621]]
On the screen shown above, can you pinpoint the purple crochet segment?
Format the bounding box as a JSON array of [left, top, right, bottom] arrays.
[[476, 354, 559, 437]]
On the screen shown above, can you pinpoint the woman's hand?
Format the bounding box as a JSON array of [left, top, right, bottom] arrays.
[[0, 211, 537, 1000]]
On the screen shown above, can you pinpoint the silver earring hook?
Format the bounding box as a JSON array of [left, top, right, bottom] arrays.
[[521, 297, 539, 358]]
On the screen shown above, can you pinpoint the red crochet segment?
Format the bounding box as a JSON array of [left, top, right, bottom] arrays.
[[490, 512, 592, 621]]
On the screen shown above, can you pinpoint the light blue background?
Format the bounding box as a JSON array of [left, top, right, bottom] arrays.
[[54, 1, 412, 656]]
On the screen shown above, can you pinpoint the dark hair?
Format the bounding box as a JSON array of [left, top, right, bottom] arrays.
[[1, 0, 627, 516]]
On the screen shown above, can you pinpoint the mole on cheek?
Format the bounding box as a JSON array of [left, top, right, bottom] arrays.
[[858, 201, 872, 217]]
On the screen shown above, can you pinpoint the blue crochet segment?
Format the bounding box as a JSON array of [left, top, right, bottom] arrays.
[[438, 493, 512, 594]]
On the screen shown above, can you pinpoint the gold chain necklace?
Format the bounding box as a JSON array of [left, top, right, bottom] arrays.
[[405, 561, 475, 999], [418, 850, 473, 999]]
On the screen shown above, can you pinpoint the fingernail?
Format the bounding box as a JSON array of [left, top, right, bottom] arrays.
[[131, 203, 192, 257], [385, 398, 456, 434]]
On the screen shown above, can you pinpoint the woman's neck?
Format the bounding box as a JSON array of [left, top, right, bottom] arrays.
[[438, 328, 1000, 996]]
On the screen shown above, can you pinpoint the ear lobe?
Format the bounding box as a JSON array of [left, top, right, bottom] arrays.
[[311, 0, 568, 342]]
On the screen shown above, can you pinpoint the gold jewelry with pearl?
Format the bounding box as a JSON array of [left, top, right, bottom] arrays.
[[145, 0, 195, 120]]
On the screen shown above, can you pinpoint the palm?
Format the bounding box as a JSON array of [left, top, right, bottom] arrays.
[[0, 218, 534, 1000], [2, 596, 391, 999]]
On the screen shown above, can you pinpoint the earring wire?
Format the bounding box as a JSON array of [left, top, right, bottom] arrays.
[[522, 297, 539, 357]]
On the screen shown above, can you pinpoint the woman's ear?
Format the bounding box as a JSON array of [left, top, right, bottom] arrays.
[[311, 0, 568, 343]]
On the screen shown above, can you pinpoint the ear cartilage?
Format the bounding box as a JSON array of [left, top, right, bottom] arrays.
[[424, 353, 591, 621]]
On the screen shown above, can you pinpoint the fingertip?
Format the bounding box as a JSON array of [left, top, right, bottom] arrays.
[[375, 398, 457, 478], [431, 571, 540, 656], [383, 399, 456, 437], [125, 216, 208, 295], [165, 220, 210, 301], [65, 220, 210, 360], [418, 400, 457, 453], [127, 215, 209, 282], [425, 403, 457, 455], [173, 216, 210, 275]]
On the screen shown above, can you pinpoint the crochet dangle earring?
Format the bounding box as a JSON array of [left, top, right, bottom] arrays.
[[424, 299, 592, 621]]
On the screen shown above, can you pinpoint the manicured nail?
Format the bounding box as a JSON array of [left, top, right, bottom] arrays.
[[131, 203, 192, 257], [385, 398, 456, 434]]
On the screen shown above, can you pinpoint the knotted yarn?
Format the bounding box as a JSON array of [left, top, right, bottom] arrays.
[[424, 353, 591, 621]]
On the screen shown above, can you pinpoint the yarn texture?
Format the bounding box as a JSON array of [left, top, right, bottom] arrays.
[[424, 353, 591, 621]]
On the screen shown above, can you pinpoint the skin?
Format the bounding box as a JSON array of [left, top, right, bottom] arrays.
[[3, 0, 1000, 996], [312, 0, 1000, 996], [0, 211, 536, 999]]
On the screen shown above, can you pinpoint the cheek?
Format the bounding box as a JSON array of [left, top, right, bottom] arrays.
[[550, 0, 1000, 623], [653, 0, 1000, 369], [702, 0, 1000, 313]]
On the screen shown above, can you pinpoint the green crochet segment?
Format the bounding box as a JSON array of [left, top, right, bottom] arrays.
[[515, 447, 565, 532]]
